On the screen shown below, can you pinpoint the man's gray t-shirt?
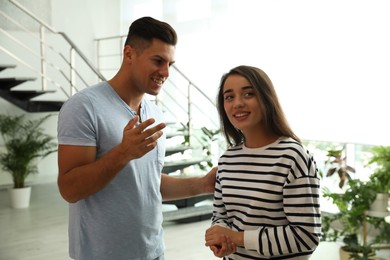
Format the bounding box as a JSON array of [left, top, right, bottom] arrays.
[[57, 82, 166, 260]]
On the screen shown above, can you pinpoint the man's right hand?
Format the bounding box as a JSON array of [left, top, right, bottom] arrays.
[[119, 116, 166, 160]]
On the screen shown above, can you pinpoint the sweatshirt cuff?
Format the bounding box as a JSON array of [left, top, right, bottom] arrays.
[[244, 229, 259, 252], [214, 222, 228, 228]]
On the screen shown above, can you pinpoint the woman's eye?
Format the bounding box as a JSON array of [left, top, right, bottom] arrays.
[[224, 95, 233, 101], [244, 92, 255, 97]]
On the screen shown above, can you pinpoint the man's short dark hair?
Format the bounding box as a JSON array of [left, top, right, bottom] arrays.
[[124, 16, 177, 51]]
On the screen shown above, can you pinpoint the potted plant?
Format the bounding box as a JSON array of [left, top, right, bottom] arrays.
[[0, 114, 57, 208], [322, 178, 390, 259], [367, 146, 390, 213]]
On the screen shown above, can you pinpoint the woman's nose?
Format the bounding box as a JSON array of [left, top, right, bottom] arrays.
[[233, 97, 244, 108]]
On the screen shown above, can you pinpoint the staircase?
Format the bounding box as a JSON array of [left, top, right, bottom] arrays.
[[0, 64, 63, 112], [0, 0, 221, 223]]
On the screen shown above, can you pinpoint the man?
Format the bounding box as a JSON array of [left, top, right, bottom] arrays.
[[57, 17, 217, 260]]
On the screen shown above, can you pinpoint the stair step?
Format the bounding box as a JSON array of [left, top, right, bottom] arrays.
[[7, 90, 55, 100], [163, 204, 213, 223], [163, 194, 213, 208], [0, 89, 63, 112], [163, 158, 204, 173], [0, 77, 36, 90], [0, 72, 64, 111], [28, 100, 64, 112], [0, 64, 16, 72], [166, 131, 187, 139], [165, 145, 191, 156]]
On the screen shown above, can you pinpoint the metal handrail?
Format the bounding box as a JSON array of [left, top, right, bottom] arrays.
[[9, 0, 104, 81], [172, 64, 215, 105], [58, 31, 106, 81], [3, 0, 106, 97]]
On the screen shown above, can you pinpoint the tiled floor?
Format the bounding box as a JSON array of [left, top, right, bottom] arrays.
[[0, 183, 388, 260]]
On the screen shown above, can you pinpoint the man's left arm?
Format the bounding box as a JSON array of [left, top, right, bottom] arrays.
[[160, 167, 217, 200]]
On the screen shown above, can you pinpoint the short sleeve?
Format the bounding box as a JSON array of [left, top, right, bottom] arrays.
[[57, 93, 97, 147]]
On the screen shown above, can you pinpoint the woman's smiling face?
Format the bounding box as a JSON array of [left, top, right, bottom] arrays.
[[222, 74, 263, 135]]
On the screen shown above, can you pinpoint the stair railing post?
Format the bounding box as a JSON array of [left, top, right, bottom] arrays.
[[70, 47, 76, 96], [187, 82, 192, 146], [119, 37, 124, 65], [39, 25, 47, 91], [96, 39, 101, 74]]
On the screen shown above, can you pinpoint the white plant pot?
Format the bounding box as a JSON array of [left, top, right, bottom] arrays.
[[9, 186, 31, 209], [369, 193, 389, 213]]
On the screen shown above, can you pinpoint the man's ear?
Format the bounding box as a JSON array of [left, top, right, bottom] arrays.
[[124, 45, 135, 62]]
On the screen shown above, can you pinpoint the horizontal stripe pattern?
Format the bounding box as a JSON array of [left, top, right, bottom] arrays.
[[212, 137, 321, 259]]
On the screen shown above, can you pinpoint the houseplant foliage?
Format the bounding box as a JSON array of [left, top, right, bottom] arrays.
[[322, 178, 390, 259], [179, 122, 221, 171], [365, 145, 390, 217], [325, 148, 356, 189], [368, 145, 390, 193], [0, 114, 57, 188]]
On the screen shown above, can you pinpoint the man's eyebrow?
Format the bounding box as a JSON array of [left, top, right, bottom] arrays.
[[153, 55, 175, 66], [153, 54, 166, 60]]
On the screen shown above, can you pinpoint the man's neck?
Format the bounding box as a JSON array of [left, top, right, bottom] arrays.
[[107, 78, 143, 113]]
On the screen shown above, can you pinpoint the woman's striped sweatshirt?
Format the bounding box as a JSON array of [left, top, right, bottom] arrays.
[[212, 137, 321, 260]]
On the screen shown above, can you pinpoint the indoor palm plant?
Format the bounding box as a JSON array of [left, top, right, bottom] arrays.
[[0, 114, 57, 208]]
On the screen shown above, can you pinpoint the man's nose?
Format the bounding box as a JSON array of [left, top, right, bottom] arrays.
[[159, 63, 170, 78]]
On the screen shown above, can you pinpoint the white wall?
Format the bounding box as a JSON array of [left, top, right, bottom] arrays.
[[51, 0, 122, 62]]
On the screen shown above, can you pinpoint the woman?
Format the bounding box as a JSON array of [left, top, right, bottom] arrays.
[[205, 65, 321, 259]]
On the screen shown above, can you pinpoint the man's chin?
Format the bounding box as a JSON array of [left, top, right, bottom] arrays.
[[147, 89, 160, 96]]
